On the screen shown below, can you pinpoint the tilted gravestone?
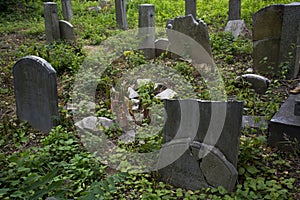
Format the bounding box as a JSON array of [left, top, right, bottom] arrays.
[[158, 99, 243, 192], [13, 56, 58, 133], [61, 0, 73, 21], [59, 20, 75, 41], [44, 2, 60, 43], [115, 0, 128, 30], [166, 15, 212, 58], [253, 3, 300, 78], [138, 4, 155, 59]]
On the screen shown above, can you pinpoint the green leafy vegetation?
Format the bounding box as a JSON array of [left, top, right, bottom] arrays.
[[0, 0, 299, 199]]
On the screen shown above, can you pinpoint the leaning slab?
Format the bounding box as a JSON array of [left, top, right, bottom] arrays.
[[59, 20, 75, 41], [13, 56, 58, 133]]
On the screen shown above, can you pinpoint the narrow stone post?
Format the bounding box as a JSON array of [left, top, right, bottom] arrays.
[[115, 0, 128, 30], [185, 0, 197, 20], [61, 0, 73, 21], [229, 0, 241, 20], [295, 95, 300, 116], [44, 2, 60, 43], [138, 4, 155, 59]]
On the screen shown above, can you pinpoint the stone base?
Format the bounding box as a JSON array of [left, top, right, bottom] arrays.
[[268, 94, 300, 151]]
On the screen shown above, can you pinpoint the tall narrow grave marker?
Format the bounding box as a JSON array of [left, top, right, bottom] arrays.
[[61, 0, 73, 21], [115, 0, 128, 30], [44, 2, 60, 43]]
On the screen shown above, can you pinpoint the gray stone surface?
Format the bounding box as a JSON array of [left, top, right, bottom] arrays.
[[185, 0, 197, 20], [119, 130, 135, 144], [242, 115, 268, 134], [278, 3, 300, 78], [155, 38, 169, 57], [13, 56, 58, 133], [166, 15, 212, 58], [59, 20, 75, 41], [269, 94, 300, 151], [44, 2, 60, 43], [61, 0, 73, 21], [163, 99, 243, 167], [229, 0, 241, 20], [155, 89, 177, 100], [295, 95, 300, 116], [115, 0, 128, 30], [75, 116, 113, 133], [225, 20, 250, 38], [192, 142, 238, 191], [252, 4, 300, 78], [128, 87, 139, 99], [138, 4, 155, 59], [240, 74, 270, 94]]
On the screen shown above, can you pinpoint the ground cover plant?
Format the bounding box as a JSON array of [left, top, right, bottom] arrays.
[[0, 0, 299, 199]]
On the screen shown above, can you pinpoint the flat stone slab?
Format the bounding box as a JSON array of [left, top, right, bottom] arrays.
[[225, 20, 250, 38], [242, 115, 268, 133], [269, 94, 300, 150]]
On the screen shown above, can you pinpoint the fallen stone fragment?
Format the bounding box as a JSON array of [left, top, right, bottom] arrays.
[[237, 74, 271, 94], [225, 20, 251, 38], [119, 130, 135, 144], [75, 116, 113, 133], [128, 87, 139, 99], [155, 89, 177, 100]]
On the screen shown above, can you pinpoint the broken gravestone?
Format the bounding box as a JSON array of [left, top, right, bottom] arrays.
[[253, 3, 300, 78], [225, 20, 250, 38], [13, 56, 58, 133], [166, 15, 212, 60], [236, 74, 270, 94], [158, 99, 243, 192]]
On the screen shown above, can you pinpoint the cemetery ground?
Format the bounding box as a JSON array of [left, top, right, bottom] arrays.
[[0, 0, 299, 199]]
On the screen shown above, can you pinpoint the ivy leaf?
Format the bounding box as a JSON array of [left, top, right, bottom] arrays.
[[247, 166, 260, 175]]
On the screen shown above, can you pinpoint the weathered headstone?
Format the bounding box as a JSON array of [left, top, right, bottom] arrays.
[[185, 0, 197, 20], [253, 3, 300, 78], [138, 4, 155, 59], [59, 20, 75, 41], [44, 2, 60, 43], [115, 0, 128, 30], [229, 0, 241, 20], [166, 15, 212, 58], [158, 99, 243, 191], [61, 0, 73, 21], [13, 56, 58, 133], [269, 93, 300, 151]]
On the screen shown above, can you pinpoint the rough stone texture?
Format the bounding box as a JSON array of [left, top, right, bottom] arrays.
[[61, 0, 73, 21], [13, 56, 58, 133], [224, 20, 250, 38], [158, 99, 243, 191], [155, 38, 169, 57], [59, 20, 75, 41], [252, 4, 300, 78], [138, 4, 155, 59], [229, 0, 241, 20], [278, 3, 300, 78], [295, 95, 300, 116], [75, 116, 113, 133], [128, 87, 139, 99], [44, 2, 60, 43], [242, 115, 268, 134], [115, 0, 128, 30], [119, 130, 135, 144], [185, 0, 197, 20], [166, 15, 212, 58], [155, 89, 177, 100], [240, 74, 270, 94], [269, 94, 300, 151]]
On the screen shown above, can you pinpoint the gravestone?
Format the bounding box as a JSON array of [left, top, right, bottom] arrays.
[[115, 0, 128, 30], [44, 2, 60, 43], [158, 99, 243, 192], [155, 38, 169, 57], [166, 15, 212, 58], [59, 20, 75, 41], [13, 56, 58, 133], [185, 0, 197, 20], [61, 0, 73, 21], [229, 0, 241, 20], [225, 20, 250, 38], [253, 3, 300, 78], [138, 4, 155, 59], [269, 93, 300, 151]]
